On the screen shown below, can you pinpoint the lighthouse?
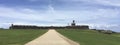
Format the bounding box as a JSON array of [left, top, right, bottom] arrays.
[[71, 20, 76, 26]]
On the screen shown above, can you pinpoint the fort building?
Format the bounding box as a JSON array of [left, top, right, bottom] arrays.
[[9, 20, 89, 29]]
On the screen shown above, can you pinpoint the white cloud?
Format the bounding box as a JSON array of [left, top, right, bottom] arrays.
[[0, 3, 120, 32], [73, 23, 120, 32], [61, 0, 120, 7], [64, 0, 120, 6], [0, 7, 55, 21], [47, 4, 55, 14], [0, 6, 119, 24], [20, 8, 37, 13], [95, 0, 120, 6]]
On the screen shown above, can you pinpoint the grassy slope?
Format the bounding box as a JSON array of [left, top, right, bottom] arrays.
[[111, 33, 120, 37], [0, 29, 47, 45], [57, 29, 120, 45]]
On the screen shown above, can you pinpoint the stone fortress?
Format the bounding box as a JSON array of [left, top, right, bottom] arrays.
[[9, 20, 89, 29]]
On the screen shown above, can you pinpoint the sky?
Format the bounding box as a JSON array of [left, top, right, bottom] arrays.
[[0, 0, 120, 32]]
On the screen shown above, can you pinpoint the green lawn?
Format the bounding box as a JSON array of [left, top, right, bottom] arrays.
[[57, 29, 120, 45], [111, 33, 120, 37], [0, 29, 47, 45]]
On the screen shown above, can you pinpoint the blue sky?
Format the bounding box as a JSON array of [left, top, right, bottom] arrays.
[[0, 0, 120, 32]]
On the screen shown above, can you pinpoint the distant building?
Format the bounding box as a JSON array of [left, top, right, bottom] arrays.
[[71, 20, 76, 26], [9, 20, 89, 29]]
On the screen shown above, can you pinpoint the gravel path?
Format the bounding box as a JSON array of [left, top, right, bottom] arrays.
[[25, 29, 79, 45]]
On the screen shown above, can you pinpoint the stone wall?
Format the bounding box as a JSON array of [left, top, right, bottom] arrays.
[[9, 25, 89, 29]]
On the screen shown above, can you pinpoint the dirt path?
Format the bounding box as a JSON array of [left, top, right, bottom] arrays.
[[25, 29, 79, 45]]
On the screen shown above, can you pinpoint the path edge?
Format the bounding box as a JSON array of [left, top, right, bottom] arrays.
[[56, 30, 80, 45]]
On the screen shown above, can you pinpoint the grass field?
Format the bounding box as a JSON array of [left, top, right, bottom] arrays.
[[111, 33, 120, 37], [0, 29, 47, 45], [57, 29, 120, 45]]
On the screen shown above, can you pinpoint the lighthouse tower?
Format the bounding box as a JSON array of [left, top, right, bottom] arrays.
[[71, 20, 76, 26]]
